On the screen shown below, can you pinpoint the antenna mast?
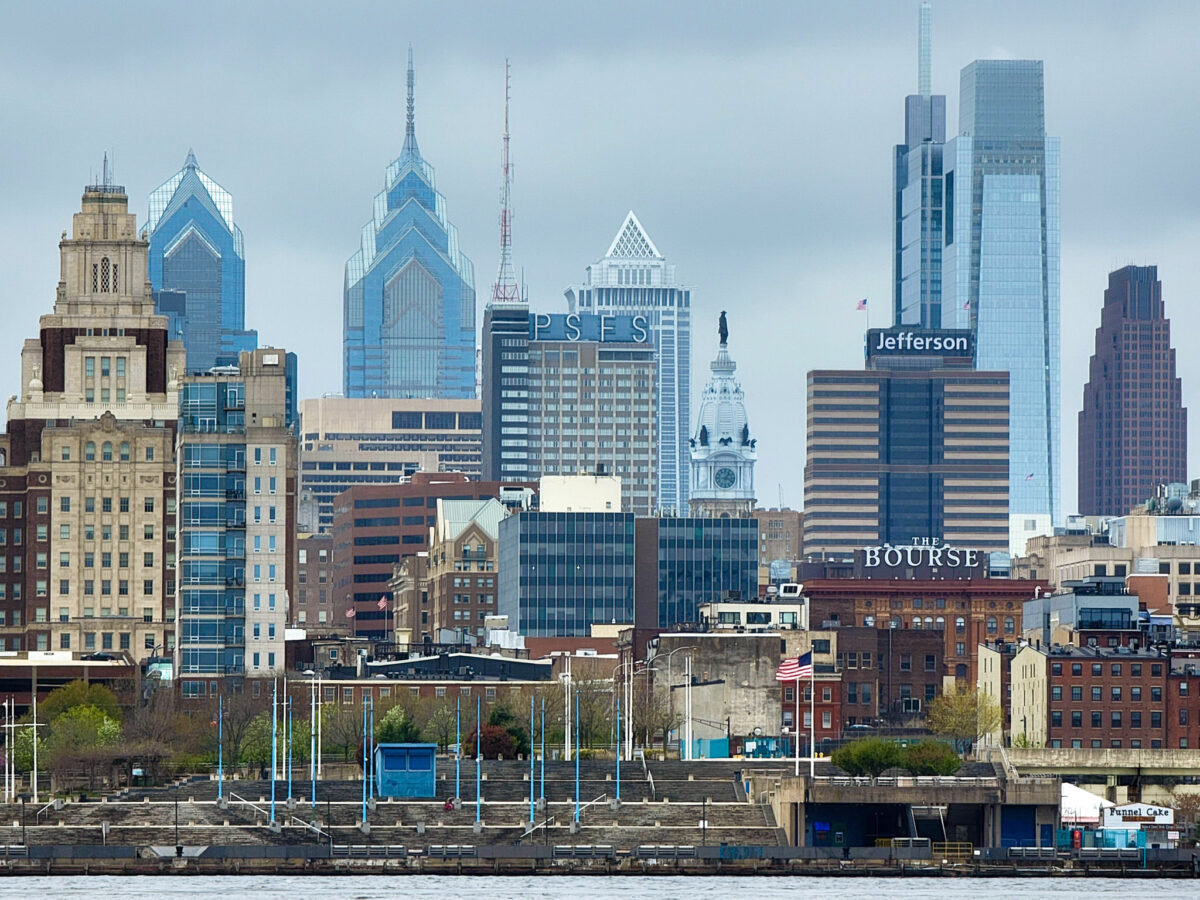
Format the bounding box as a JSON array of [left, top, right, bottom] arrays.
[[490, 59, 520, 303]]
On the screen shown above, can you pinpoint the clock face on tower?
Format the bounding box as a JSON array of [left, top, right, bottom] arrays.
[[714, 467, 736, 489]]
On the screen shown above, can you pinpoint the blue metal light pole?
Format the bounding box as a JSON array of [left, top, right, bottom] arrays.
[[475, 695, 482, 824], [528, 694, 535, 823], [216, 693, 223, 802], [539, 698, 545, 804], [574, 690, 580, 823], [287, 696, 293, 804], [270, 679, 277, 826], [367, 698, 374, 802], [310, 680, 316, 809], [455, 697, 461, 802], [615, 695, 621, 803], [360, 703, 367, 825]]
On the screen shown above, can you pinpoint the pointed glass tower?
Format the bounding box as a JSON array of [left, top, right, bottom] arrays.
[[143, 150, 257, 372], [689, 312, 756, 517], [343, 50, 477, 399], [565, 211, 691, 513]]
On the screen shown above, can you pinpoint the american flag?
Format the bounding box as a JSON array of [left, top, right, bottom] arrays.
[[855, 298, 868, 311], [776, 651, 813, 681], [377, 595, 389, 610]]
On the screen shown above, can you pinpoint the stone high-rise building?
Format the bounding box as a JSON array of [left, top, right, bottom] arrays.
[[0, 165, 185, 657], [1078, 266, 1186, 517]]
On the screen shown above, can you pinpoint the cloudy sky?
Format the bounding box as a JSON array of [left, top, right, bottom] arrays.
[[3, 0, 1199, 515]]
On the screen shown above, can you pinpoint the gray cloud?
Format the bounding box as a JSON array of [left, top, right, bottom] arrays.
[[3, 0, 1199, 517]]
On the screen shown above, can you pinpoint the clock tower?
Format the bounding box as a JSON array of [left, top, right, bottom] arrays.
[[689, 311, 756, 518]]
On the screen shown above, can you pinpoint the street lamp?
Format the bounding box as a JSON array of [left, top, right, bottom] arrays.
[[653, 646, 696, 759]]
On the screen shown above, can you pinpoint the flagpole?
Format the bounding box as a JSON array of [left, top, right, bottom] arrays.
[[810, 670, 816, 779], [794, 675, 800, 777]]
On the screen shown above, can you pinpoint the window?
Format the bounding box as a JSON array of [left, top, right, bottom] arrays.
[[1071, 711, 1082, 727], [1051, 711, 1062, 727], [900, 654, 911, 671], [1091, 686, 1102, 702], [102, 442, 113, 461], [144, 497, 155, 513], [1071, 663, 1082, 676], [119, 442, 130, 461], [1071, 686, 1082, 701], [1051, 686, 1062, 701], [1111, 711, 1122, 727], [1091, 711, 1102, 727], [924, 654, 936, 672]]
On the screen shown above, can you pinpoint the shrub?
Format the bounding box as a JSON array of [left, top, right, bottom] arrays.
[[901, 740, 961, 776], [831, 737, 904, 777]]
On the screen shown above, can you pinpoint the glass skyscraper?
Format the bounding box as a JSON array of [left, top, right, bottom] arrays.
[[343, 52, 476, 399], [893, 2, 947, 328], [941, 60, 1060, 550], [143, 151, 258, 372], [566, 212, 690, 514]]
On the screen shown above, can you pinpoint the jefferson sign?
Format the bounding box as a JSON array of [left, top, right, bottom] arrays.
[[863, 539, 982, 569], [866, 328, 973, 357]]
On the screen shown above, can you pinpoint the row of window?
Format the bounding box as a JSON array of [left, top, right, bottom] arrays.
[[1050, 661, 1164, 677]]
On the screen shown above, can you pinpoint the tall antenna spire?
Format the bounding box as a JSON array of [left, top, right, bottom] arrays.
[[490, 59, 519, 304], [402, 45, 420, 160], [918, 2, 932, 97]]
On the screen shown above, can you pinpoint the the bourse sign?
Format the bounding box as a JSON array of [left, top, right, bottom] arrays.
[[862, 538, 983, 569]]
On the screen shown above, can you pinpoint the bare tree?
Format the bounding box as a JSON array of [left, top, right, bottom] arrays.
[[323, 703, 365, 762]]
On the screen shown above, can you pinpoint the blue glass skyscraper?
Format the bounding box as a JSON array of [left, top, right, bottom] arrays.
[[143, 151, 258, 372], [942, 60, 1060, 549], [343, 52, 477, 399], [893, 2, 947, 328]]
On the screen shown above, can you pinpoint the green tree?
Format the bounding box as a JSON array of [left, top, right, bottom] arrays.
[[486, 698, 530, 756], [376, 704, 423, 743], [926, 683, 1001, 755], [901, 740, 962, 776], [831, 738, 904, 777], [38, 680, 122, 724], [422, 701, 457, 750]]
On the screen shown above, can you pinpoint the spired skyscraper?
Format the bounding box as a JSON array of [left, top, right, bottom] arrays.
[[343, 51, 477, 399], [565, 212, 690, 514], [1078, 266, 1186, 517], [941, 59, 1060, 554], [143, 151, 258, 371], [893, 2, 947, 329]]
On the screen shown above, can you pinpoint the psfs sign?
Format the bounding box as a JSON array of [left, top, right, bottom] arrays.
[[530, 313, 650, 344]]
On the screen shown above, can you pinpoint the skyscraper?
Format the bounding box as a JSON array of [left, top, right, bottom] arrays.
[[803, 329, 1009, 557], [0, 165, 184, 657], [343, 51, 476, 399], [177, 349, 297, 689], [689, 312, 756, 519], [566, 212, 691, 513], [941, 59, 1060, 551], [893, 2, 947, 328], [1078, 266, 1186, 517], [481, 61, 531, 483], [143, 151, 257, 372]]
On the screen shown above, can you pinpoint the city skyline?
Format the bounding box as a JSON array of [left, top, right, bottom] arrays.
[[3, 1, 1200, 519]]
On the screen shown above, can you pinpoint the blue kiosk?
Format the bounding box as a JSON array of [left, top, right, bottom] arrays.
[[373, 743, 438, 798]]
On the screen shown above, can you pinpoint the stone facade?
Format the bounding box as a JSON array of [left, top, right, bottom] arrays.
[[0, 176, 184, 658]]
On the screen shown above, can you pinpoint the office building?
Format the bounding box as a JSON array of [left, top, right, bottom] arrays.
[[941, 59, 1060, 545], [498, 512, 757, 637], [0, 168, 185, 659], [484, 312, 657, 515], [298, 396, 482, 530], [892, 2, 947, 329], [566, 211, 690, 513], [755, 508, 803, 567], [427, 498, 505, 639], [801, 552, 1044, 686], [804, 328, 1009, 556], [343, 52, 476, 399], [1078, 265, 1186, 517], [689, 312, 756, 518], [294, 532, 340, 632], [330, 474, 528, 641], [176, 348, 297, 693], [142, 151, 258, 372], [480, 300, 529, 482]]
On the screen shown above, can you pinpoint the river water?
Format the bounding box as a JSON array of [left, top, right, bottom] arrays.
[[0, 875, 1195, 898]]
